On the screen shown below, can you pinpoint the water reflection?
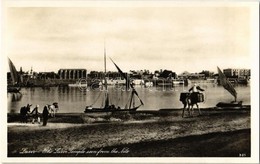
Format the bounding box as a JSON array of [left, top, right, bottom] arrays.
[[8, 83, 250, 113], [8, 92, 23, 102]]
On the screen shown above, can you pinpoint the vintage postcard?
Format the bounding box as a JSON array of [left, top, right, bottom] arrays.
[[1, 0, 259, 163]]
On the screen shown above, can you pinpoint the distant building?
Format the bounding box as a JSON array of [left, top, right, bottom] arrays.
[[38, 72, 58, 79], [223, 68, 250, 78], [188, 73, 205, 79], [158, 70, 177, 79], [239, 69, 251, 77], [58, 69, 87, 80], [178, 71, 205, 79], [199, 70, 214, 78], [178, 71, 190, 79]]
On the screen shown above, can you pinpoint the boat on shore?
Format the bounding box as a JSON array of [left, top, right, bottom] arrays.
[[84, 45, 144, 114], [216, 101, 243, 108], [216, 67, 243, 108]]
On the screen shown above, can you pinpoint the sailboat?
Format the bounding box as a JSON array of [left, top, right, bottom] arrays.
[[216, 66, 242, 108], [7, 57, 23, 101], [84, 47, 144, 113], [7, 57, 22, 93]]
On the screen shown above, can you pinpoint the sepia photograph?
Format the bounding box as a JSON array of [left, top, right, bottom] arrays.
[[1, 0, 259, 163]]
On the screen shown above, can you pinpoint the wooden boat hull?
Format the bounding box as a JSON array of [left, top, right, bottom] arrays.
[[84, 106, 138, 113], [216, 101, 243, 108]]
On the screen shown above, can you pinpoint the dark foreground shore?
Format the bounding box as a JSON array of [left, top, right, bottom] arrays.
[[8, 107, 250, 157]]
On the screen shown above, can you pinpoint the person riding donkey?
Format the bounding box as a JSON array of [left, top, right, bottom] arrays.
[[181, 84, 205, 117], [188, 83, 205, 116]]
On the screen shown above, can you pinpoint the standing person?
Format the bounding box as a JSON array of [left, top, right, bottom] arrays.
[[20, 106, 27, 123], [189, 83, 204, 93], [189, 83, 205, 103], [42, 105, 49, 126], [31, 104, 40, 124]]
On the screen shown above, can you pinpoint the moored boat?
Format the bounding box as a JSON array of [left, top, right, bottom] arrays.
[[7, 57, 23, 101], [172, 79, 184, 85], [216, 101, 243, 108], [216, 67, 243, 108], [84, 45, 144, 114]]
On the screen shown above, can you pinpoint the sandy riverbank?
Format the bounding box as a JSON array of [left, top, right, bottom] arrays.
[[8, 107, 250, 157]]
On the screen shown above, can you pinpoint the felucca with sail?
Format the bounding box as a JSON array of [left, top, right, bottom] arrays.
[[216, 66, 242, 108], [8, 57, 22, 93], [84, 47, 144, 113], [7, 57, 23, 101]]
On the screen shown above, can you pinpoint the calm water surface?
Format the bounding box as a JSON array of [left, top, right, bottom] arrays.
[[8, 83, 250, 113]]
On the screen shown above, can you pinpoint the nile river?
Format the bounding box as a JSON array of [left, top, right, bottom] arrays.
[[8, 83, 250, 113]]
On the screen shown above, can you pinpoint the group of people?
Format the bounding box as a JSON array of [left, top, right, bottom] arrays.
[[20, 104, 40, 124], [20, 102, 59, 126]]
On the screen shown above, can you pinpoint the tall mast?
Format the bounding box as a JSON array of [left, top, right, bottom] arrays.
[[104, 40, 106, 74], [104, 40, 108, 91]]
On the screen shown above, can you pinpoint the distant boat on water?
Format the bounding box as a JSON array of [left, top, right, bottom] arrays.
[[106, 78, 125, 85], [172, 79, 185, 85], [7, 57, 22, 101], [237, 77, 249, 85], [68, 79, 88, 88]]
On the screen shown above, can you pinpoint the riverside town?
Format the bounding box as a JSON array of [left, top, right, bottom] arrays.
[[7, 66, 250, 88]]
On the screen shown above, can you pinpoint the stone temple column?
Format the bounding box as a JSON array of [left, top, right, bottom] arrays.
[[75, 70, 78, 79], [64, 70, 67, 79], [67, 70, 69, 79], [60, 70, 62, 79], [62, 70, 65, 79], [73, 70, 76, 79], [83, 70, 86, 78], [69, 70, 72, 79], [67, 70, 70, 79], [81, 70, 83, 79], [58, 70, 61, 79]]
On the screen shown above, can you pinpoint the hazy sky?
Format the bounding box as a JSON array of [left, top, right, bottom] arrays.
[[5, 6, 252, 74]]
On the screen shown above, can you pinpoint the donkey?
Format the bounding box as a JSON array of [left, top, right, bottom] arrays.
[[47, 102, 59, 117], [181, 93, 203, 118]]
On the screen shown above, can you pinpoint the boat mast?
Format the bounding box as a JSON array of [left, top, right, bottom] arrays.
[[103, 40, 109, 109], [104, 40, 107, 91], [104, 40, 106, 76], [129, 91, 133, 109]]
